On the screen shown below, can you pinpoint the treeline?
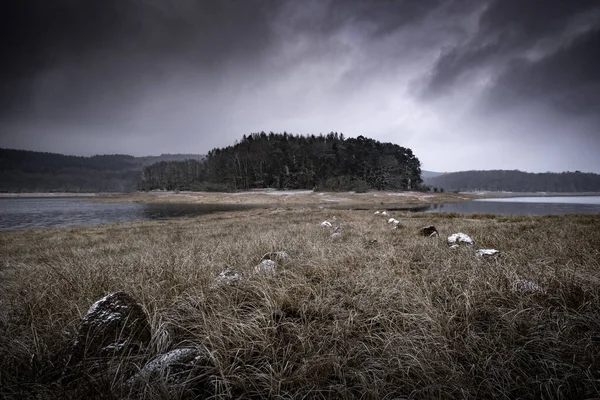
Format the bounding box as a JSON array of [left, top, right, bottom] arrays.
[[424, 170, 600, 192], [139, 132, 422, 192], [0, 148, 203, 192]]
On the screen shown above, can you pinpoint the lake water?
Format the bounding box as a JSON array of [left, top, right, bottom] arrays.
[[0, 198, 263, 231], [1, 196, 599, 231], [422, 196, 600, 216]]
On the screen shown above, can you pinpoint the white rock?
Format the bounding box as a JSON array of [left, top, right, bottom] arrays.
[[388, 218, 400, 225], [215, 269, 242, 285], [447, 233, 474, 246], [262, 251, 290, 262], [381, 211, 388, 216], [512, 279, 544, 294], [476, 249, 500, 257], [374, 211, 380, 215], [254, 259, 276, 274], [320, 221, 332, 227], [331, 226, 342, 239], [449, 244, 459, 249]]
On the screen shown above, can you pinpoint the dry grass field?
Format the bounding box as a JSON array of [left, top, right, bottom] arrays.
[[92, 190, 474, 206], [1, 208, 600, 399]]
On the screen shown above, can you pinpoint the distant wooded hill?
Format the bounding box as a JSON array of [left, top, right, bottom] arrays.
[[424, 170, 600, 192], [421, 170, 445, 179], [139, 132, 423, 192], [0, 148, 204, 192]]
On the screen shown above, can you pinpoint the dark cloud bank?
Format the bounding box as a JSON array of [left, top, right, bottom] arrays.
[[1, 0, 599, 172]]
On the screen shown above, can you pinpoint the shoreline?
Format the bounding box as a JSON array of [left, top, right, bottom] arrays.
[[90, 190, 476, 206]]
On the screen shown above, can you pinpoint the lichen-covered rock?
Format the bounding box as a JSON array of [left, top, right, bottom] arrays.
[[70, 292, 151, 364], [331, 227, 342, 239], [511, 279, 545, 294], [476, 249, 500, 257], [262, 251, 290, 263], [124, 347, 211, 393], [447, 232, 474, 246], [214, 269, 242, 286], [254, 259, 277, 274], [419, 226, 438, 237]]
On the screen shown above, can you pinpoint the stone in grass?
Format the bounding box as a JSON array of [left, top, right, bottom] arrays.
[[320, 221, 333, 227], [214, 269, 242, 286], [419, 225, 438, 237], [70, 292, 151, 365], [476, 249, 500, 257], [124, 347, 212, 394], [331, 226, 342, 239], [254, 259, 277, 274], [262, 251, 290, 263], [447, 232, 474, 246], [511, 279, 545, 295]]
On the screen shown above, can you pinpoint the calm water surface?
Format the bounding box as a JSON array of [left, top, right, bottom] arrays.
[[1, 196, 599, 231], [0, 198, 263, 231], [423, 196, 600, 215]]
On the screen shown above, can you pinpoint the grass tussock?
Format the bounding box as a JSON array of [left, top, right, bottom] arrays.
[[1, 209, 600, 399]]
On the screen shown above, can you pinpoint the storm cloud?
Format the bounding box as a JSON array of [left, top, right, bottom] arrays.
[[1, 0, 599, 173]]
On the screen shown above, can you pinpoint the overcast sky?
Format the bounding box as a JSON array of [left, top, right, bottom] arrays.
[[1, 0, 599, 173]]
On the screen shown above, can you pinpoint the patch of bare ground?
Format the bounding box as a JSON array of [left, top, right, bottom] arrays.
[[1, 210, 599, 398]]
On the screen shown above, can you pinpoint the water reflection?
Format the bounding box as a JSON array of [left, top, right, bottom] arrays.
[[424, 200, 600, 216], [0, 198, 265, 231], [139, 203, 264, 219]]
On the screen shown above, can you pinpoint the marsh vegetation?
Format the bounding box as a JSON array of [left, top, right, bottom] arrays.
[[1, 209, 599, 398]]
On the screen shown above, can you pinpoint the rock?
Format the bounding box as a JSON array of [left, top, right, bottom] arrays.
[[262, 251, 290, 262], [388, 218, 400, 225], [254, 259, 277, 274], [511, 279, 544, 294], [449, 244, 459, 249], [70, 292, 151, 364], [476, 249, 500, 257], [214, 269, 242, 286], [381, 211, 388, 216], [320, 221, 332, 227], [124, 347, 211, 392], [331, 227, 342, 239], [419, 226, 438, 237], [447, 232, 474, 246], [374, 211, 380, 215]]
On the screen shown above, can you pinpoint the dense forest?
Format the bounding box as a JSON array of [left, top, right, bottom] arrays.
[[0, 148, 203, 192], [138, 132, 423, 192], [424, 170, 600, 192]]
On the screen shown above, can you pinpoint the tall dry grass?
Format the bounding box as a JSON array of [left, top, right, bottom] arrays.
[[1, 209, 599, 399]]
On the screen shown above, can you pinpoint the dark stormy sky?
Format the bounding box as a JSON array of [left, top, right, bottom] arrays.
[[1, 0, 599, 173]]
